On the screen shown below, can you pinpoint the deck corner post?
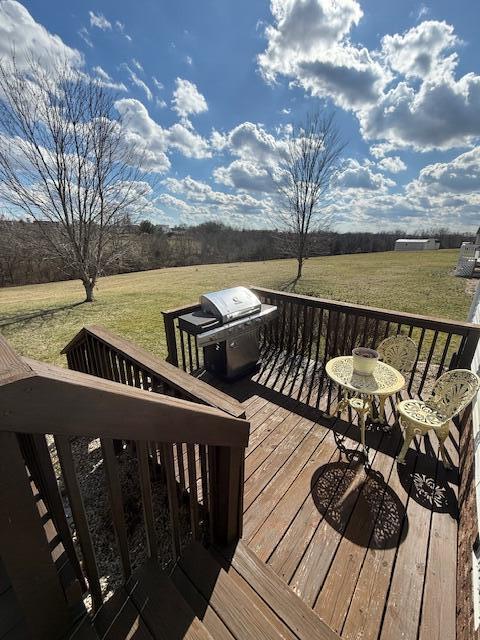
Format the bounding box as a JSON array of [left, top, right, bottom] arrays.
[[162, 312, 179, 367], [208, 445, 245, 546], [457, 330, 480, 370]]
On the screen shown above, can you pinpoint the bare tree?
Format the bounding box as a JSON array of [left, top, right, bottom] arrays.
[[0, 55, 151, 301], [277, 111, 345, 280]]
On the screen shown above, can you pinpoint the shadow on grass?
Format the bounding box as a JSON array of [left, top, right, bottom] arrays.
[[280, 276, 300, 292], [0, 301, 85, 327]]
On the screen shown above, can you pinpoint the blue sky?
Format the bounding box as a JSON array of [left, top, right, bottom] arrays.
[[1, 0, 480, 231]]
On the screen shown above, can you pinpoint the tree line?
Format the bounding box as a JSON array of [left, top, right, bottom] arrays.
[[0, 217, 472, 288]]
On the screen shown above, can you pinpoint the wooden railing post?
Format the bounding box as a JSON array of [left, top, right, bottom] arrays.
[[208, 445, 245, 545], [162, 311, 179, 367], [0, 432, 72, 640], [456, 329, 480, 370]]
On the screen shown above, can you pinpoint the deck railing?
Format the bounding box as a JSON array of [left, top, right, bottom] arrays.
[[62, 324, 245, 419], [163, 287, 480, 414], [0, 334, 249, 639]]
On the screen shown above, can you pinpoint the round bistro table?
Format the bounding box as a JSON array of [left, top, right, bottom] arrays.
[[325, 356, 405, 461]]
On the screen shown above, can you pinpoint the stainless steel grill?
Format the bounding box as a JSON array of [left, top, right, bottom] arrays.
[[178, 286, 277, 380]]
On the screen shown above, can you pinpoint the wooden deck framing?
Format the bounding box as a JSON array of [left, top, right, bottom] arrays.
[[205, 362, 459, 640]]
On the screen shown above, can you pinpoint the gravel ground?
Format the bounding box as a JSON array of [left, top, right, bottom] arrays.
[[48, 436, 196, 610]]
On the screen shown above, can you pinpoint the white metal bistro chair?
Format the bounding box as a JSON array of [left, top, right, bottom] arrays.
[[374, 335, 417, 422], [396, 368, 479, 468], [377, 334, 417, 374]]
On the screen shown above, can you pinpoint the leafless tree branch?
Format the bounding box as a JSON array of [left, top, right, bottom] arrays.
[[276, 110, 346, 279], [0, 54, 153, 301]]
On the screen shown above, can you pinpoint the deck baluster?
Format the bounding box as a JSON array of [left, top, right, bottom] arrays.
[[55, 435, 103, 612], [100, 438, 131, 580]]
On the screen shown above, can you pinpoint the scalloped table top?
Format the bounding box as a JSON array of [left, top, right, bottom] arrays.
[[326, 356, 405, 396]]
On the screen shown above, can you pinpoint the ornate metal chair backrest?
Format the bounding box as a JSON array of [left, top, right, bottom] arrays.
[[377, 335, 418, 375], [427, 369, 480, 421]]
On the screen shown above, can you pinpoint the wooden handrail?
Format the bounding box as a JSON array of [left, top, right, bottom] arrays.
[[160, 290, 480, 336], [251, 286, 480, 336], [162, 302, 202, 317], [0, 332, 32, 384], [62, 325, 245, 419], [0, 349, 249, 448]]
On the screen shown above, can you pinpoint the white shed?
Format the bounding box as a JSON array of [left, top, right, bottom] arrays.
[[394, 238, 440, 251]]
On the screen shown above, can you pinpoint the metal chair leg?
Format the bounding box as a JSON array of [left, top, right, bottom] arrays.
[[397, 419, 415, 464], [437, 426, 452, 470]]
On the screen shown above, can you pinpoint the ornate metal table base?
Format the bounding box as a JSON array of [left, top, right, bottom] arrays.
[[337, 391, 372, 461], [326, 357, 405, 465]]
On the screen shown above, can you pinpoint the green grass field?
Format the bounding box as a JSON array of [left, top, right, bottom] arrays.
[[0, 249, 473, 366]]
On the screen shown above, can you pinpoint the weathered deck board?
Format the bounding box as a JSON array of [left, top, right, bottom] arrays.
[[418, 442, 459, 640], [248, 423, 354, 564], [292, 427, 388, 609], [206, 357, 458, 640]]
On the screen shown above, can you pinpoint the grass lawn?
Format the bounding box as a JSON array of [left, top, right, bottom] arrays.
[[0, 249, 474, 366]]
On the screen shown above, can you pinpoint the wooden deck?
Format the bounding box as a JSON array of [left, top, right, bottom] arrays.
[[202, 363, 459, 640]]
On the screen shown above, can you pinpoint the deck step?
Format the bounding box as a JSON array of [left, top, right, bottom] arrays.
[[73, 561, 214, 640], [213, 540, 341, 640], [70, 541, 341, 639], [125, 562, 213, 640], [93, 586, 153, 639], [174, 541, 341, 640], [175, 542, 294, 640], [68, 616, 100, 639]]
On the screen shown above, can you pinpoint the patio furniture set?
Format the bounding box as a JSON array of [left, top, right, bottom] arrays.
[[325, 334, 479, 466]]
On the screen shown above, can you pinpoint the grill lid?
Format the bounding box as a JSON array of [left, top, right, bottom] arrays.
[[200, 286, 261, 324]]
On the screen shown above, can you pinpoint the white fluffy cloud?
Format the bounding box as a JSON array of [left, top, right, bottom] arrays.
[[259, 1, 480, 152], [336, 159, 395, 190], [172, 78, 208, 118], [161, 176, 276, 225], [114, 98, 211, 173], [258, 0, 388, 110], [377, 156, 407, 173], [358, 71, 480, 150], [122, 64, 153, 101], [92, 66, 127, 91], [211, 122, 289, 193], [381, 21, 457, 79], [214, 160, 278, 193], [115, 98, 171, 173], [408, 147, 480, 195], [327, 148, 480, 231], [89, 11, 111, 31], [260, 0, 363, 70], [0, 1, 83, 71], [228, 122, 284, 162], [369, 143, 396, 159], [168, 122, 211, 159]]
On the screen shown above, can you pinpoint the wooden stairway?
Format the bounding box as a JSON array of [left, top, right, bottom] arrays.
[[70, 541, 340, 640]]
